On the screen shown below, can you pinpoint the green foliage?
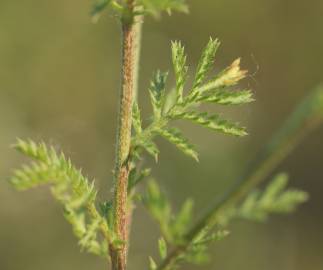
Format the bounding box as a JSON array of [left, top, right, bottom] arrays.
[[172, 41, 188, 102], [172, 111, 247, 136], [143, 180, 194, 244], [132, 101, 143, 134], [149, 70, 168, 119], [149, 256, 158, 270], [139, 0, 188, 17], [238, 173, 308, 222], [149, 172, 308, 270], [128, 167, 151, 191], [184, 229, 229, 265], [132, 38, 253, 162], [158, 127, 198, 161], [193, 38, 220, 89], [158, 237, 167, 259], [216, 173, 308, 226], [197, 88, 254, 105], [91, 0, 112, 21], [10, 139, 113, 257], [130, 40, 257, 269], [91, 0, 188, 22], [10, 2, 319, 269], [143, 181, 230, 268]]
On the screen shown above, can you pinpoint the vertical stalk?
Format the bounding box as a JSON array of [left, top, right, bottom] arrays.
[[132, 14, 143, 101], [125, 13, 143, 246], [111, 1, 138, 269]]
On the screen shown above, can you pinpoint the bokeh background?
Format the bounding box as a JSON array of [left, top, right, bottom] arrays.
[[1, 0, 322, 269]]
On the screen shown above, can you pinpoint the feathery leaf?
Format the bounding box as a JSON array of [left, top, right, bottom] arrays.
[[197, 89, 254, 105], [143, 180, 195, 244], [172, 41, 188, 102], [10, 139, 111, 256], [193, 38, 220, 89], [149, 70, 168, 119], [172, 111, 247, 137], [239, 173, 308, 222], [158, 127, 198, 161]]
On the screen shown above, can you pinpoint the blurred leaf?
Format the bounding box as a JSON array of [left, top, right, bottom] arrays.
[[91, 0, 112, 22], [158, 237, 167, 259], [132, 101, 143, 134], [139, 0, 189, 17], [239, 173, 309, 222], [128, 168, 151, 191], [149, 70, 168, 119], [171, 198, 193, 239], [149, 256, 157, 270]]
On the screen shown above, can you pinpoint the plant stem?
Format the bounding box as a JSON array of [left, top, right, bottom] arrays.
[[157, 86, 323, 270], [111, 1, 138, 269], [133, 14, 143, 101], [125, 12, 143, 250]]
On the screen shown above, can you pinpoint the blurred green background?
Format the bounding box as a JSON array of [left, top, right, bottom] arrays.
[[1, 0, 323, 269]]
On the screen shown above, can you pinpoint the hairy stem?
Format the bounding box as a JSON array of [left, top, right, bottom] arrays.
[[133, 14, 143, 101], [125, 13, 144, 249], [111, 1, 137, 269], [157, 86, 323, 270]]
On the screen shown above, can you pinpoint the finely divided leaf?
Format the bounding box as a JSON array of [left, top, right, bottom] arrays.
[[10, 139, 111, 256], [143, 140, 160, 161], [239, 173, 308, 221], [173, 111, 247, 137], [128, 168, 151, 191], [193, 38, 220, 89], [197, 89, 254, 105], [158, 127, 198, 161], [143, 180, 196, 244], [149, 70, 168, 119], [172, 41, 188, 102], [261, 173, 309, 213]]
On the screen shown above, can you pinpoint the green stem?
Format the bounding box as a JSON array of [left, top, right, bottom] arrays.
[[157, 85, 323, 270], [111, 1, 139, 269], [133, 13, 143, 101], [125, 13, 144, 260]]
